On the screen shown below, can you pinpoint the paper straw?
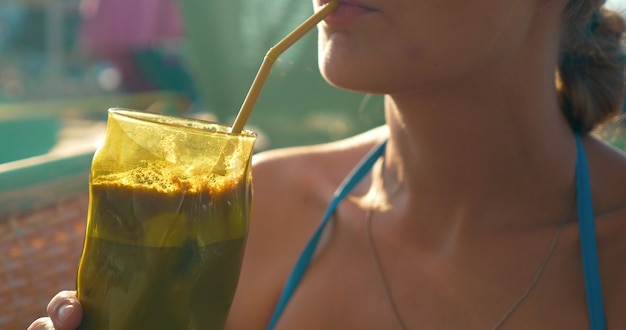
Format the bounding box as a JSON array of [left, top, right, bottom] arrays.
[[230, 0, 339, 133]]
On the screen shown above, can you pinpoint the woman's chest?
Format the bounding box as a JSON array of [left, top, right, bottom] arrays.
[[271, 229, 592, 330]]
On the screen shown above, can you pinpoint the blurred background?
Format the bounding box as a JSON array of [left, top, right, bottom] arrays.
[[0, 0, 386, 163]]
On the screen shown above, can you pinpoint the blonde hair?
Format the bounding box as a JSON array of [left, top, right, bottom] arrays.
[[558, 0, 626, 133]]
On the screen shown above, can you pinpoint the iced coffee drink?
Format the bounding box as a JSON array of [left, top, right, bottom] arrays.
[[76, 109, 256, 329]]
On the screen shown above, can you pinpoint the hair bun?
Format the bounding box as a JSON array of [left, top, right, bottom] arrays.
[[558, 6, 626, 133]]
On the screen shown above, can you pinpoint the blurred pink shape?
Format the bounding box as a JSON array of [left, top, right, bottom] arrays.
[[80, 0, 182, 54]]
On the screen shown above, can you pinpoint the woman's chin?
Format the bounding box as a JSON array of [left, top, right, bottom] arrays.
[[318, 52, 402, 94], [317, 45, 373, 92], [321, 69, 388, 95], [321, 66, 372, 93]]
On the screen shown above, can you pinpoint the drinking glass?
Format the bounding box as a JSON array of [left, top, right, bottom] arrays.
[[76, 108, 256, 329]]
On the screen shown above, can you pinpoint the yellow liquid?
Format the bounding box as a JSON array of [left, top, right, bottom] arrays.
[[77, 182, 249, 330], [77, 236, 245, 329]]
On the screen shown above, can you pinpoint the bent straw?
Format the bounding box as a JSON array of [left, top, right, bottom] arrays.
[[230, 0, 339, 133]]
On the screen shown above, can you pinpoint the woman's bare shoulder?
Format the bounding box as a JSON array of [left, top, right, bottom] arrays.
[[248, 124, 389, 252], [226, 126, 388, 329], [598, 205, 626, 329], [584, 135, 626, 217], [585, 135, 626, 328]]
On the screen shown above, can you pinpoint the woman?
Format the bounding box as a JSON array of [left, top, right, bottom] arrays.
[[30, 0, 626, 329]]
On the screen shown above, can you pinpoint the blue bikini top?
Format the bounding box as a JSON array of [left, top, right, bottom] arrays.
[[267, 135, 606, 330]]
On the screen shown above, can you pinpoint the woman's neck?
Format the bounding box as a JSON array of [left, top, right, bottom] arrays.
[[365, 8, 578, 242], [379, 79, 578, 238]]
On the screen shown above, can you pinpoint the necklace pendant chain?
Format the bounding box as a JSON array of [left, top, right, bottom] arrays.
[[364, 161, 575, 330]]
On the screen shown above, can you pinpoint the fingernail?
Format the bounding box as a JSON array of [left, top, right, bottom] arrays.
[[58, 304, 74, 324]]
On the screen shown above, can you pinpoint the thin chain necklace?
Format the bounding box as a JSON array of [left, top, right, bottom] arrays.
[[364, 165, 575, 330]]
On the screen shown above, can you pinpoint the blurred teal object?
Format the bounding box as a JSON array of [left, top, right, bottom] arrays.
[[0, 117, 60, 163], [178, 0, 385, 148]]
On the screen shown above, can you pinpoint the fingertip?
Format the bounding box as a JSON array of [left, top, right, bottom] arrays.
[[52, 304, 83, 329], [58, 304, 75, 325], [47, 291, 83, 329], [27, 317, 54, 330]]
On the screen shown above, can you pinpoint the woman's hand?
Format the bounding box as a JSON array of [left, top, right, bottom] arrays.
[[27, 291, 83, 330]]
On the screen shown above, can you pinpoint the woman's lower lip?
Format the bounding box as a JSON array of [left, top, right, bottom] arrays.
[[323, 3, 373, 26]]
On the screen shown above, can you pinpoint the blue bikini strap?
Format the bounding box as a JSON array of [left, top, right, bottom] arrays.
[[267, 135, 605, 330], [267, 140, 387, 329], [575, 135, 606, 330]]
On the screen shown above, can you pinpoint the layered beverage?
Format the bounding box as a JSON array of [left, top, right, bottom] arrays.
[[76, 109, 256, 330]]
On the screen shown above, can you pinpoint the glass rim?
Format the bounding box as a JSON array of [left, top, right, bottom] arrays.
[[108, 108, 257, 139]]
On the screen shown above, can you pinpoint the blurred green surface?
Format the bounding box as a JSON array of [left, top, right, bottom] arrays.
[[0, 117, 60, 163]]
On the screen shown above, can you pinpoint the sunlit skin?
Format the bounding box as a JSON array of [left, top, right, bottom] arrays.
[[317, 0, 544, 92], [29, 0, 626, 329]]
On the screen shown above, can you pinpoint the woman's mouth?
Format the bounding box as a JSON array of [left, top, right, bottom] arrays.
[[322, 0, 376, 27]]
